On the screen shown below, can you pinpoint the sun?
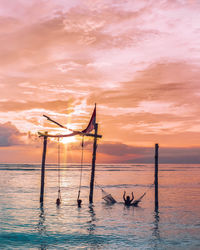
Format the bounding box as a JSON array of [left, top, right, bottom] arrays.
[[59, 123, 78, 144], [61, 136, 77, 144]]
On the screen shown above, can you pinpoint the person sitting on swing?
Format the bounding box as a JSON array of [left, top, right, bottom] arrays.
[[77, 198, 82, 207], [123, 191, 134, 206], [77, 190, 82, 207], [56, 197, 61, 206], [56, 189, 61, 206]]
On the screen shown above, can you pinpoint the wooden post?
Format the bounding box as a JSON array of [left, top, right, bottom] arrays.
[[89, 123, 98, 203], [155, 143, 159, 211], [40, 132, 48, 204]]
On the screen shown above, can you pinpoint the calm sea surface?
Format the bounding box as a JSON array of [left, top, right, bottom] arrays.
[[0, 163, 200, 249]]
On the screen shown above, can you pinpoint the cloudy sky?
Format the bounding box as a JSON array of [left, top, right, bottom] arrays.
[[0, 0, 200, 163]]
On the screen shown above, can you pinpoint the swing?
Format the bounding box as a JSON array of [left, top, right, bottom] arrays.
[[77, 136, 84, 207], [56, 138, 61, 206]]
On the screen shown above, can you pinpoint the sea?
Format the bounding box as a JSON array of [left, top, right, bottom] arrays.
[[0, 163, 200, 249]]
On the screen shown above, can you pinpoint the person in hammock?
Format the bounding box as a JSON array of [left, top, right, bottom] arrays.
[[123, 191, 134, 206]]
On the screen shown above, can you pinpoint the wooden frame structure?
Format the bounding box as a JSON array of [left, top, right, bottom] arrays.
[[38, 108, 102, 205], [38, 108, 159, 209]]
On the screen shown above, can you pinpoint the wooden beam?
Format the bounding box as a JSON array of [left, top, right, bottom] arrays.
[[84, 133, 102, 138], [155, 143, 159, 211], [43, 115, 68, 129], [38, 131, 102, 139], [40, 132, 48, 204], [43, 115, 75, 132], [89, 123, 98, 203]]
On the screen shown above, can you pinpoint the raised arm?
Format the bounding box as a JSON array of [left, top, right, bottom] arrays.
[[130, 192, 134, 202], [123, 191, 126, 201]]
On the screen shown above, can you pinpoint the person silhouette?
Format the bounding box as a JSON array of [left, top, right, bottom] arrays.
[[56, 197, 61, 206], [77, 199, 82, 207], [123, 191, 134, 206]]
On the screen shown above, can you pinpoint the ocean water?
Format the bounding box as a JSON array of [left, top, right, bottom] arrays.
[[0, 163, 200, 249]]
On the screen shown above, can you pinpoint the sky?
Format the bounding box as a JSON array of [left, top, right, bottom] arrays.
[[0, 0, 200, 163]]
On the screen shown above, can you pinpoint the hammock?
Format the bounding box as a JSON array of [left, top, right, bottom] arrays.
[[131, 184, 154, 206], [97, 185, 117, 204], [97, 182, 150, 205], [102, 192, 117, 204], [132, 192, 146, 206]]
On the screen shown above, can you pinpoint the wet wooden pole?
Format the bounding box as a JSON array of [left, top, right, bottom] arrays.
[[89, 123, 98, 203], [155, 143, 159, 211], [40, 132, 48, 204]]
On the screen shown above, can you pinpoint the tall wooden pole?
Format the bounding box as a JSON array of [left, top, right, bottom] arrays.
[[40, 132, 48, 204], [89, 123, 98, 203], [155, 143, 159, 211]]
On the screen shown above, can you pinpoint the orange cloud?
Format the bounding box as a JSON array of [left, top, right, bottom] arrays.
[[0, 1, 200, 162]]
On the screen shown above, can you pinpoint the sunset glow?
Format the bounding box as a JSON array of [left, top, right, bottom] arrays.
[[0, 0, 200, 163], [60, 136, 77, 145]]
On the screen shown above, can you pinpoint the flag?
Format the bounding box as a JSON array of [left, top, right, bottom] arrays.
[[82, 105, 96, 133]]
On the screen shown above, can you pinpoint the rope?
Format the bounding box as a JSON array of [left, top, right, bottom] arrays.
[[95, 180, 105, 193], [95, 181, 154, 202], [145, 183, 154, 193], [77, 136, 84, 200], [57, 137, 61, 200]]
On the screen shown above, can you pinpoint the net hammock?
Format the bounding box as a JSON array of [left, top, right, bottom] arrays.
[[100, 188, 117, 204], [132, 192, 146, 206], [97, 182, 152, 205], [131, 183, 154, 205]]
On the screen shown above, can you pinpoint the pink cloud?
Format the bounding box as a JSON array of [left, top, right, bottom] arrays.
[[0, 1, 200, 162]]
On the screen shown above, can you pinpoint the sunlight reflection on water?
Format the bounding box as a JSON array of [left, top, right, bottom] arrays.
[[0, 164, 200, 249]]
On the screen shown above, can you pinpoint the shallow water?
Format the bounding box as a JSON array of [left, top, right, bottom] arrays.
[[0, 163, 200, 249]]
